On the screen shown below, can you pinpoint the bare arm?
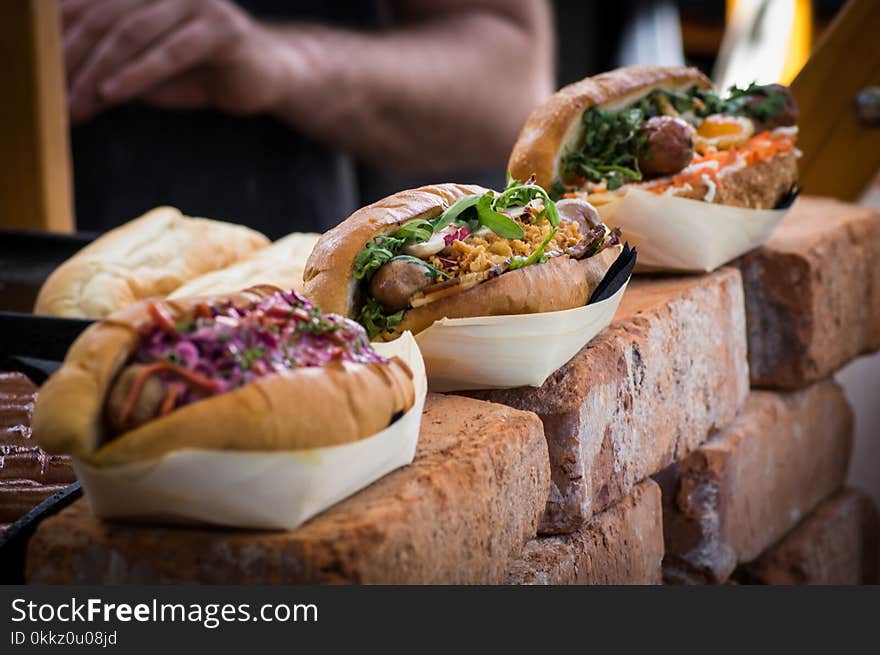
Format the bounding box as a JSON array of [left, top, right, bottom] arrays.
[[266, 1, 555, 171], [63, 0, 554, 173]]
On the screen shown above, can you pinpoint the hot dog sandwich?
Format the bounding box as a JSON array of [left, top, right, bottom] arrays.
[[509, 66, 798, 208], [304, 180, 621, 341], [33, 286, 414, 467]]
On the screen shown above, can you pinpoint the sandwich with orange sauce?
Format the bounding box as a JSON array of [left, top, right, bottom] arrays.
[[508, 66, 798, 209]]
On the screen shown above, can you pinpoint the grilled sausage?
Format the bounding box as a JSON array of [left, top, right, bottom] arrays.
[[106, 364, 167, 435], [637, 116, 694, 177], [370, 258, 436, 312]]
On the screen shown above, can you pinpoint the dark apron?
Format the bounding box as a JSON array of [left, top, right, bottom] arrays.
[[70, 1, 381, 238]]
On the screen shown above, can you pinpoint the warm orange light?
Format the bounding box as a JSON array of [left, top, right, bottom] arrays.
[[781, 0, 813, 84], [725, 0, 813, 84]]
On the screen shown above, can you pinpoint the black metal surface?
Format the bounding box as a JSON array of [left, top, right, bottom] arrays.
[[0, 228, 95, 312], [0, 356, 62, 385], [589, 243, 637, 304], [0, 482, 83, 584], [0, 312, 93, 361]]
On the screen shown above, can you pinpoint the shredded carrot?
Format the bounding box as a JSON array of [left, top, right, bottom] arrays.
[[159, 382, 185, 417], [147, 301, 176, 333], [119, 362, 171, 425], [119, 362, 217, 425]]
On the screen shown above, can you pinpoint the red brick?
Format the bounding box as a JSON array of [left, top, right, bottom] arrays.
[[658, 381, 852, 584], [736, 197, 880, 388], [507, 479, 662, 585], [26, 394, 549, 584], [733, 489, 879, 585], [468, 268, 748, 533]]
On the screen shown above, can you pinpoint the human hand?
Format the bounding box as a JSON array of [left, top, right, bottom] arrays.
[[62, 0, 284, 123]]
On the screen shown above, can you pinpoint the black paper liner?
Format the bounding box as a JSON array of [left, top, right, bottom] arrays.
[[0, 481, 83, 584], [774, 185, 801, 210], [588, 243, 637, 304]]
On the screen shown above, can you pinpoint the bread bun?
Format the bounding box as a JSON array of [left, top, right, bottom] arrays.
[[32, 286, 415, 467], [34, 207, 270, 319], [169, 232, 320, 299], [378, 245, 620, 340], [509, 66, 711, 190], [304, 185, 621, 339]]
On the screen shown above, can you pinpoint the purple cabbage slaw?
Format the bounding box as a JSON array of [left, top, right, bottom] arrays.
[[135, 289, 387, 410]]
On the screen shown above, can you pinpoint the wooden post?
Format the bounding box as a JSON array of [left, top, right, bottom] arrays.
[[0, 0, 73, 232], [792, 0, 880, 201]]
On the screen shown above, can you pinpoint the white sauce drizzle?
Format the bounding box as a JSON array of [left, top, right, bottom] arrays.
[[702, 174, 717, 203]]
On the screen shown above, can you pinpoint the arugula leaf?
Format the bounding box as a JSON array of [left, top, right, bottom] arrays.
[[509, 228, 557, 270], [432, 194, 481, 232], [475, 192, 525, 239], [494, 177, 560, 227], [394, 218, 433, 243], [391, 255, 450, 281], [353, 235, 406, 281], [359, 296, 405, 340]]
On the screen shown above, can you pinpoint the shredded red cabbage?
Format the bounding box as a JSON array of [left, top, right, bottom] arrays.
[[134, 290, 386, 410], [443, 225, 471, 246]]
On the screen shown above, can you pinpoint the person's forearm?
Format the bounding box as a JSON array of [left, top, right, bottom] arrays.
[[263, 10, 553, 172]]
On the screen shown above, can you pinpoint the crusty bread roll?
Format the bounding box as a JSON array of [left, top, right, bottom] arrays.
[[169, 232, 320, 299], [509, 66, 712, 191], [34, 206, 270, 319], [304, 184, 620, 339], [32, 286, 415, 467]]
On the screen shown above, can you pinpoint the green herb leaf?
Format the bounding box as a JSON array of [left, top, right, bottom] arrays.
[[509, 228, 557, 270], [474, 192, 525, 239], [432, 194, 481, 232], [494, 177, 560, 227], [358, 296, 405, 340], [560, 106, 646, 188], [238, 346, 266, 371], [394, 218, 433, 243], [391, 255, 450, 281], [353, 235, 406, 281]]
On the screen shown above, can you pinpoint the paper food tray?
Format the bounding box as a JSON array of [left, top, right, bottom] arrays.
[[597, 188, 794, 273], [415, 246, 635, 392], [74, 331, 426, 530]]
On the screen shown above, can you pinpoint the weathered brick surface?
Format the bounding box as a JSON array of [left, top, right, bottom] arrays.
[[733, 489, 879, 585], [658, 381, 853, 584], [26, 394, 549, 584], [507, 479, 662, 585], [469, 268, 749, 533], [0, 372, 75, 523], [736, 197, 880, 388]]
